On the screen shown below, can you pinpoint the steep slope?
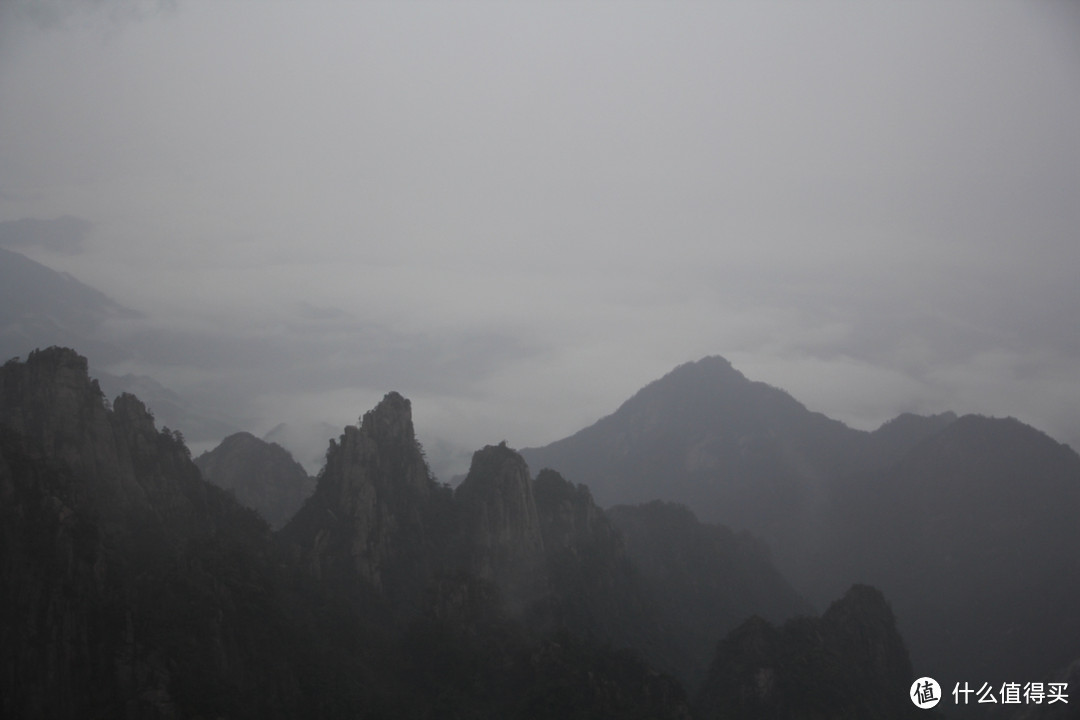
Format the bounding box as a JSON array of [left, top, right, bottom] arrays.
[[823, 414, 1080, 688], [195, 431, 315, 529], [278, 391, 449, 616], [530, 468, 661, 662], [454, 442, 549, 610], [96, 370, 242, 448], [522, 358, 956, 540], [695, 584, 920, 720], [607, 500, 813, 691], [0, 348, 391, 718], [521, 355, 1080, 698], [521, 356, 868, 583]]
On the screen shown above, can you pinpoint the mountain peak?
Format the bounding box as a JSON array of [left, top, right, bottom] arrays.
[[195, 431, 314, 530], [360, 391, 414, 444], [671, 354, 740, 379], [4, 346, 100, 399], [455, 443, 547, 609], [278, 392, 438, 606]]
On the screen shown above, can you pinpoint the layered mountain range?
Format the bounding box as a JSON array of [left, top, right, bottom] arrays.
[[522, 357, 1080, 693], [1, 346, 865, 718], [3, 345, 1075, 717]]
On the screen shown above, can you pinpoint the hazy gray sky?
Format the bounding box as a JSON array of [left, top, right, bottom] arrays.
[[2, 0, 1079, 474]]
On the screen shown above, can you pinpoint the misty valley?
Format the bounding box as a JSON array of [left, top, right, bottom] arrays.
[[1, 346, 1077, 719]]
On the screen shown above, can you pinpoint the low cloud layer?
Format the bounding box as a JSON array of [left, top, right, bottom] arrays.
[[1, 1, 1078, 476]]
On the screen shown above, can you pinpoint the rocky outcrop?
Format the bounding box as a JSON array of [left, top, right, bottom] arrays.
[[695, 584, 919, 720], [0, 347, 236, 537], [532, 468, 654, 647], [195, 432, 315, 529], [0, 348, 317, 718], [279, 392, 446, 612], [533, 467, 619, 556], [454, 442, 548, 610]]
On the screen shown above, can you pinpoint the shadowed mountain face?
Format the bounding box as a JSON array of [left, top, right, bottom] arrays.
[[523, 357, 863, 524], [520, 357, 955, 593], [822, 415, 1080, 688], [0, 348, 325, 718], [455, 443, 549, 610], [607, 501, 812, 692], [277, 391, 448, 615], [194, 432, 315, 530], [523, 355, 1080, 695], [696, 584, 921, 720]]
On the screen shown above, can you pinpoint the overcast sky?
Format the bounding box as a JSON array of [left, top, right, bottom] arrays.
[[1, 0, 1079, 475]]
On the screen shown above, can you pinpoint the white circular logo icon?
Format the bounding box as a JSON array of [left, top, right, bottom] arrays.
[[911, 677, 941, 709]]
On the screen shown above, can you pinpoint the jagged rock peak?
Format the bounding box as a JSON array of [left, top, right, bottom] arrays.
[[1, 346, 104, 409], [359, 391, 415, 444], [278, 392, 438, 607], [455, 442, 547, 608], [533, 468, 611, 555], [112, 391, 156, 429], [8, 345, 89, 374], [458, 441, 529, 493]]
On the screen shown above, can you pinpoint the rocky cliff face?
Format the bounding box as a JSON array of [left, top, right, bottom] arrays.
[[454, 442, 548, 610], [533, 467, 619, 556], [0, 347, 239, 538], [695, 584, 919, 720], [195, 431, 315, 529], [279, 391, 448, 613], [531, 468, 655, 648], [0, 348, 320, 719]]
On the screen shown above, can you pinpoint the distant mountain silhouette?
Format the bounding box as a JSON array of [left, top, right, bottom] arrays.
[[8, 347, 1059, 717], [195, 432, 315, 529], [0, 246, 136, 365], [261, 421, 339, 475], [521, 357, 946, 589], [823, 414, 1080, 688], [523, 355, 1080, 694], [0, 247, 243, 445]]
